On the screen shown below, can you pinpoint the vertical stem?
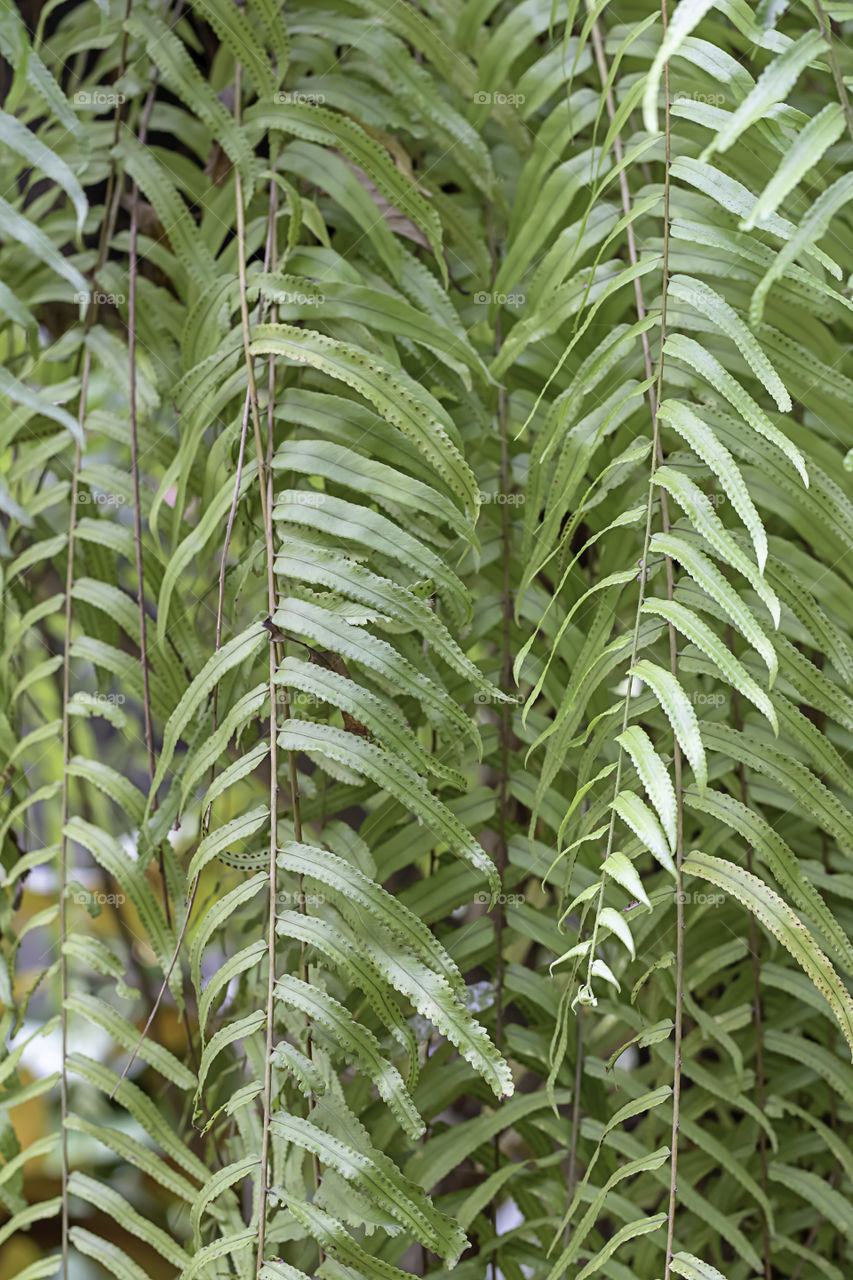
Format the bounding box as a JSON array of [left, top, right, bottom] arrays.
[[59, 15, 140, 1262], [59, 429, 82, 1280], [581, 1, 676, 994], [231, 80, 275, 1274], [730, 658, 772, 1279], [232, 72, 313, 1272], [655, 9, 684, 1276], [487, 202, 513, 1280], [566, 1010, 584, 1239], [128, 168, 171, 929]]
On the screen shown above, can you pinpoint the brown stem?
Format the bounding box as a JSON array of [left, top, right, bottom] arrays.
[[59, 426, 83, 1280], [565, 1010, 584, 1249], [59, 12, 141, 1267], [652, 12, 684, 1278], [110, 877, 201, 1098], [230, 75, 311, 1273], [485, 197, 515, 1280], [128, 148, 170, 930], [730, 656, 772, 1279]]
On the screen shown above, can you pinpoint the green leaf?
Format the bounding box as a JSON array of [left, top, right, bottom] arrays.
[[149, 623, 267, 805], [68, 1173, 189, 1267], [656, 398, 768, 570], [640, 597, 777, 732], [277, 1194, 413, 1280], [631, 658, 707, 792], [251, 325, 477, 516], [653, 468, 781, 627], [668, 276, 791, 411], [751, 173, 853, 326], [602, 851, 651, 908], [275, 973, 423, 1138], [616, 724, 677, 852], [277, 722, 498, 898], [651, 531, 778, 680], [576, 1211, 667, 1279], [671, 1253, 728, 1280], [269, 1113, 465, 1261], [744, 102, 845, 227], [683, 850, 853, 1057], [642, 0, 717, 131], [125, 10, 256, 196], [662, 334, 808, 485], [703, 31, 826, 156], [0, 196, 86, 294], [611, 789, 676, 876], [250, 101, 445, 276]]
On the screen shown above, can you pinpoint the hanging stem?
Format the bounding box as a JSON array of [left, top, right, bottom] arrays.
[[729, 640, 772, 1278], [565, 1010, 584, 1245], [582, 0, 675, 1000], [128, 88, 171, 930], [231, 70, 311, 1273], [590, 3, 683, 1270], [652, 9, 684, 1276], [58, 10, 142, 1263], [59, 431, 82, 1280], [487, 200, 514, 1280]]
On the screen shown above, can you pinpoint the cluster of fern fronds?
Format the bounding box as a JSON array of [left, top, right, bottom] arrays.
[[2, 0, 853, 1278]]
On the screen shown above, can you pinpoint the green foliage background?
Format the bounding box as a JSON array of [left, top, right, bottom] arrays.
[[2, 0, 853, 1278]]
